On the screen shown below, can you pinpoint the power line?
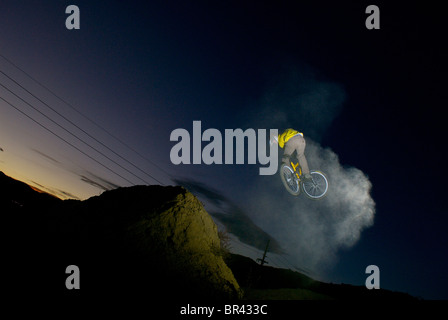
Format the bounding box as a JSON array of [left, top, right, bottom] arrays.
[[0, 52, 171, 180], [267, 255, 287, 269], [0, 79, 157, 186], [0, 70, 163, 185], [229, 238, 260, 255], [0, 95, 135, 186], [275, 254, 299, 272], [276, 253, 312, 275]]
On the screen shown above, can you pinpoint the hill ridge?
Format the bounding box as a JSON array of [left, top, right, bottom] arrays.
[[1, 171, 416, 300]]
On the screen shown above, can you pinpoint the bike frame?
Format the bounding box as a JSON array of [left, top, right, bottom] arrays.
[[281, 158, 328, 199], [290, 161, 302, 180]]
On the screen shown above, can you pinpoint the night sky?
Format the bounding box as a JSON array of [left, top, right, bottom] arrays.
[[0, 1, 446, 299]]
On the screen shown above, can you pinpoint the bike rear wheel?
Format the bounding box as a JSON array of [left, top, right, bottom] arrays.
[[301, 171, 329, 200], [280, 164, 301, 196]]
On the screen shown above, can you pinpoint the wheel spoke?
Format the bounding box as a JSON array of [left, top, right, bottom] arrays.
[[302, 171, 328, 199], [281, 165, 300, 194]]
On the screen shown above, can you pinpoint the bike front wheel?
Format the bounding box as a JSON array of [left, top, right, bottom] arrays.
[[280, 164, 301, 196], [301, 171, 329, 200]]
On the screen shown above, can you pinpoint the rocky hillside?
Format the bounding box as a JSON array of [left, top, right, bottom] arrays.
[[2, 172, 241, 300]]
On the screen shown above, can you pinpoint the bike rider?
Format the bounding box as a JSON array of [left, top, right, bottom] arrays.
[[270, 129, 313, 181]]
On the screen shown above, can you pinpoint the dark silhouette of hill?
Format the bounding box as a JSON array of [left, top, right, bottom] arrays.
[[2, 171, 417, 301], [226, 254, 417, 300], [0, 171, 60, 209], [2, 171, 241, 300]]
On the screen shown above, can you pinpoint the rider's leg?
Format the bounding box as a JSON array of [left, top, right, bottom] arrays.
[[290, 135, 311, 178], [282, 140, 295, 164]]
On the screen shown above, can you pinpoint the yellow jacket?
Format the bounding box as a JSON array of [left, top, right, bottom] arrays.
[[278, 129, 303, 148]]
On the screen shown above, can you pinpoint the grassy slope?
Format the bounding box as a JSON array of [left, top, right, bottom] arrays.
[[225, 253, 416, 300]]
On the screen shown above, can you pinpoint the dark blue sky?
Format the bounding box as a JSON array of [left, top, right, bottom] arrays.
[[0, 1, 446, 299]]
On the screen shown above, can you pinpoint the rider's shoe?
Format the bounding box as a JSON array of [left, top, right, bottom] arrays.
[[303, 173, 313, 181]]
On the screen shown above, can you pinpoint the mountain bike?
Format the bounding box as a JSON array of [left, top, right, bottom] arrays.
[[280, 159, 329, 199]]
